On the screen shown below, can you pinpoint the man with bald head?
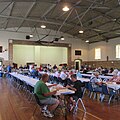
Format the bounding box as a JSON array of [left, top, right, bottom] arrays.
[[34, 74, 59, 118]]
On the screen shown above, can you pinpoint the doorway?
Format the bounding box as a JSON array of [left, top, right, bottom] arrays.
[[0, 57, 3, 66], [74, 59, 82, 70]]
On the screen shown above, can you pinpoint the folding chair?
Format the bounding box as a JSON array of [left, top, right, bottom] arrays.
[[73, 89, 86, 114], [73, 98, 86, 113], [101, 84, 116, 104], [88, 82, 94, 98], [33, 94, 47, 116]]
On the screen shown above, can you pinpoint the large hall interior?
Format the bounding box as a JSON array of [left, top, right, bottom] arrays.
[[0, 0, 120, 120]]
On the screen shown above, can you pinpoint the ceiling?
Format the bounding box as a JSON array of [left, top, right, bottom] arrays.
[[0, 0, 120, 43]]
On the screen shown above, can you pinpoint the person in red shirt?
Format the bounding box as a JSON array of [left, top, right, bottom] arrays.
[[39, 65, 43, 71]]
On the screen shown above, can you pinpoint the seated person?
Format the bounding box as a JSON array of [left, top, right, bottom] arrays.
[[66, 74, 85, 111], [23, 65, 28, 69], [90, 72, 102, 92], [7, 64, 12, 73], [102, 68, 108, 75], [39, 65, 43, 71], [109, 73, 120, 82], [19, 64, 23, 69], [59, 70, 68, 86], [34, 74, 59, 118], [76, 71, 82, 78], [117, 71, 120, 77], [108, 68, 114, 73], [31, 67, 38, 78], [53, 64, 57, 70], [54, 70, 60, 78], [83, 68, 88, 74], [112, 69, 119, 75]]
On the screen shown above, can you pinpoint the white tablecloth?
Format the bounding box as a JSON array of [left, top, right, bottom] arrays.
[[81, 74, 112, 79], [77, 77, 90, 82], [107, 83, 120, 90]]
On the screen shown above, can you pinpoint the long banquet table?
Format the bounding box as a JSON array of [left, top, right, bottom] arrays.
[[10, 72, 120, 91], [106, 82, 120, 90], [81, 73, 112, 79], [9, 72, 74, 95], [77, 76, 120, 91], [77, 77, 90, 82], [10, 72, 74, 120]]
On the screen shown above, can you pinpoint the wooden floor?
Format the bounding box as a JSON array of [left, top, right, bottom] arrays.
[[0, 77, 120, 120]]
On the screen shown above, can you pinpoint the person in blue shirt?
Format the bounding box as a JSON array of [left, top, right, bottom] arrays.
[[31, 67, 38, 78], [77, 71, 82, 78], [7, 64, 11, 73]]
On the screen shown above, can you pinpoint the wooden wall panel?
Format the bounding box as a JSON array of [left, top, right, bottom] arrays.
[[82, 60, 120, 69]]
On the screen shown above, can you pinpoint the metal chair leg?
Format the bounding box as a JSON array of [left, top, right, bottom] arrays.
[[73, 98, 86, 114], [93, 93, 96, 100], [100, 94, 105, 102], [82, 88, 86, 97], [73, 99, 79, 113], [90, 92, 93, 98], [79, 98, 86, 112], [108, 95, 113, 104], [33, 105, 38, 116]]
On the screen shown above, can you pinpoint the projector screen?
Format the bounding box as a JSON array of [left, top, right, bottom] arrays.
[[13, 45, 68, 67]]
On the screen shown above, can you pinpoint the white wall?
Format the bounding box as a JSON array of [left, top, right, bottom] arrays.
[[89, 38, 120, 61], [1, 27, 120, 63], [0, 27, 89, 63], [0, 30, 28, 60], [70, 39, 89, 61]]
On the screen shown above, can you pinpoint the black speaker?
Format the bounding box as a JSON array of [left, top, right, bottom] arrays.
[[54, 38, 59, 41], [26, 35, 30, 39], [75, 50, 81, 55], [0, 46, 2, 53]]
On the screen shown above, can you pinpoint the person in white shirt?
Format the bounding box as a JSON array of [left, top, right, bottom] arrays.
[[109, 73, 120, 82], [54, 71, 60, 78], [59, 71, 67, 80], [112, 69, 119, 75], [59, 70, 68, 86], [117, 71, 120, 77]]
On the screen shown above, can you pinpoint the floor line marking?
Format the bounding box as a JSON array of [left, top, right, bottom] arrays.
[[78, 108, 103, 120]]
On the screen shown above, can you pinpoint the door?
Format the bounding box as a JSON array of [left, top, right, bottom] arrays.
[[74, 59, 82, 70], [0, 57, 3, 66]]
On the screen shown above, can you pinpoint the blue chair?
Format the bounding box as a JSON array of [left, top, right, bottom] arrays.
[[33, 94, 47, 116], [87, 82, 102, 99], [82, 82, 89, 96], [88, 82, 94, 98], [101, 84, 116, 104], [93, 86, 103, 100], [27, 85, 34, 101]]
